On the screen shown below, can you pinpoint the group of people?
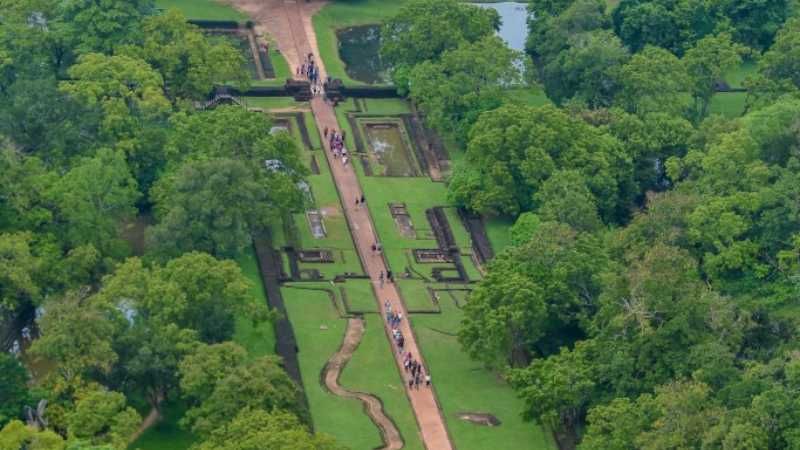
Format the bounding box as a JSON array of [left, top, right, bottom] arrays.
[[324, 127, 348, 166], [404, 352, 430, 389], [297, 53, 324, 97], [378, 270, 393, 288], [383, 300, 432, 390]]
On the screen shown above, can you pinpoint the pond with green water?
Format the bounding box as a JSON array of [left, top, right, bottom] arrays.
[[337, 25, 389, 85]]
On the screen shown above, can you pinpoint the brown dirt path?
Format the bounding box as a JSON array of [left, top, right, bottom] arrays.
[[224, 2, 455, 449], [323, 318, 403, 450], [128, 405, 160, 444]]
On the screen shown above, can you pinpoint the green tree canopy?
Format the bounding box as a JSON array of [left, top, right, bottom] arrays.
[[381, 0, 499, 89], [179, 343, 304, 437], [408, 35, 521, 143], [0, 353, 30, 427], [192, 408, 345, 450]]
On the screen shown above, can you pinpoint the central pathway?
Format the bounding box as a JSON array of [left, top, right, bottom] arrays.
[[279, 2, 454, 449]]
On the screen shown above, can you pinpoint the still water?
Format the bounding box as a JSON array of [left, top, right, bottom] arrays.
[[476, 2, 530, 52], [337, 25, 389, 84]]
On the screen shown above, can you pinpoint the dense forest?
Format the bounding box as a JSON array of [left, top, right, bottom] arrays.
[[379, 0, 800, 448], [4, 0, 800, 448], [0, 1, 340, 449]]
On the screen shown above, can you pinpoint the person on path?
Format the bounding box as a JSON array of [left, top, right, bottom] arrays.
[[372, 243, 377, 254], [355, 197, 360, 209], [387, 270, 393, 283], [324, 127, 328, 138], [342, 155, 349, 167], [425, 374, 431, 387], [360, 194, 365, 204], [379, 270, 385, 288]]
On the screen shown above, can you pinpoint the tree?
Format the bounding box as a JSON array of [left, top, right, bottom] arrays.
[[0, 232, 41, 315], [59, 53, 170, 141], [612, 0, 722, 55], [534, 170, 603, 232], [0, 354, 29, 427], [448, 103, 632, 220], [459, 267, 547, 367], [579, 398, 652, 450], [0, 420, 65, 450], [614, 46, 692, 117], [408, 35, 521, 142], [724, 0, 791, 51], [756, 17, 800, 91], [180, 344, 303, 437], [510, 342, 596, 430], [59, 0, 153, 55], [148, 158, 299, 258], [683, 33, 746, 120], [192, 408, 345, 450], [0, 77, 101, 159], [66, 390, 140, 450], [97, 253, 265, 344], [381, 0, 499, 89], [30, 292, 117, 383], [123, 9, 249, 100], [45, 148, 140, 258], [542, 30, 629, 107]]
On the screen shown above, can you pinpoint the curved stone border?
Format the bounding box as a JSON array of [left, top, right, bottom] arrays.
[[321, 318, 404, 450]]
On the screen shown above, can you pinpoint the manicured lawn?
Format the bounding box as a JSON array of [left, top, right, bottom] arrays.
[[233, 247, 276, 359], [242, 96, 308, 110], [709, 92, 748, 118], [485, 216, 514, 254], [281, 285, 383, 449], [411, 299, 555, 450], [312, 0, 409, 86], [156, 0, 246, 21], [339, 314, 425, 450]]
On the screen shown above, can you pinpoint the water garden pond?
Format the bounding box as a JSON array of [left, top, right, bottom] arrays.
[[337, 25, 389, 85], [336, 2, 529, 85]]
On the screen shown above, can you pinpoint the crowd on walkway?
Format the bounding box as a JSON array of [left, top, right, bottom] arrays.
[[384, 300, 431, 390], [324, 127, 349, 167], [298, 53, 324, 96]]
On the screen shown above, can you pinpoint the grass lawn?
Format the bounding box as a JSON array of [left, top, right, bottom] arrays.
[[411, 299, 555, 450], [281, 285, 383, 449], [709, 92, 748, 118], [242, 96, 308, 110], [129, 402, 195, 450], [313, 0, 409, 86], [339, 314, 425, 450], [155, 0, 246, 21], [508, 87, 551, 107], [485, 216, 514, 254], [233, 247, 277, 359]]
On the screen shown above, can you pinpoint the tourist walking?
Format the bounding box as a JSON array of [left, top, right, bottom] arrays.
[[379, 270, 385, 288]]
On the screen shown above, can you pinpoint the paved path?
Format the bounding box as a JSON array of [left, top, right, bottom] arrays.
[[279, 2, 454, 449]]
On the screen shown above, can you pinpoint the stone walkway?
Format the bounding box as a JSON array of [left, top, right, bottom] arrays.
[[225, 0, 456, 448]]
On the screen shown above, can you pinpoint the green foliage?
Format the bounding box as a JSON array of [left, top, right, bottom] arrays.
[[614, 46, 691, 116], [448, 103, 633, 220], [45, 149, 140, 257], [684, 33, 747, 120], [192, 408, 345, 450], [408, 35, 521, 143], [122, 9, 250, 100], [0, 420, 65, 450], [30, 292, 118, 383], [0, 354, 30, 427], [380, 0, 499, 89], [148, 158, 290, 258], [59, 0, 154, 54], [0, 232, 42, 314], [66, 389, 140, 450], [179, 343, 304, 437]]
